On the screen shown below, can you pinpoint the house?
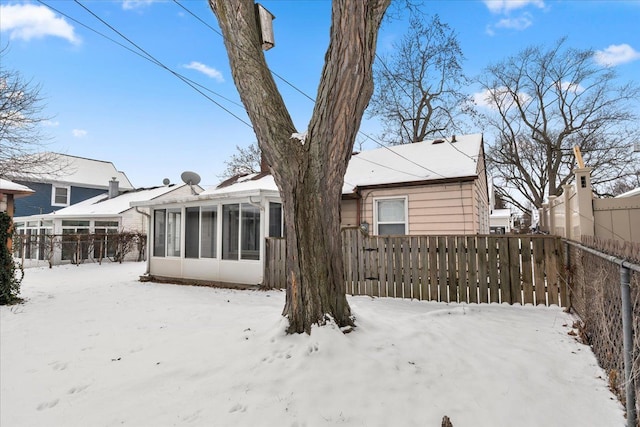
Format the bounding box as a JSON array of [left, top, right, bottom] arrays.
[[1, 178, 35, 254], [13, 182, 201, 266], [488, 179, 513, 234], [132, 133, 489, 287], [8, 153, 134, 217], [0, 179, 35, 217]]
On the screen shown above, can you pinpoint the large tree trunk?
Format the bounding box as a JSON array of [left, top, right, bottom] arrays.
[[209, 0, 390, 333]]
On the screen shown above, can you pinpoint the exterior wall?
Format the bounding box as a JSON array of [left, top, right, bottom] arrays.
[[355, 181, 479, 235], [341, 199, 358, 228], [13, 181, 105, 216], [146, 194, 280, 286], [540, 168, 639, 244], [473, 149, 490, 234], [13, 182, 54, 216], [593, 196, 640, 243], [69, 186, 106, 206]]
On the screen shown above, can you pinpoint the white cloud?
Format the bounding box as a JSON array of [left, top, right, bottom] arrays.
[[0, 4, 80, 44], [72, 129, 88, 138], [183, 61, 224, 82], [594, 44, 640, 67], [556, 81, 585, 94], [122, 0, 157, 10], [473, 87, 531, 110], [484, 0, 545, 14], [494, 14, 533, 31]]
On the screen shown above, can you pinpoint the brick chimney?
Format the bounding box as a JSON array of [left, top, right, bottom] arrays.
[[108, 177, 119, 199]]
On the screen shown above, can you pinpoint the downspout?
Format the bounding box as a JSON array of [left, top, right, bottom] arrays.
[[135, 207, 151, 275]]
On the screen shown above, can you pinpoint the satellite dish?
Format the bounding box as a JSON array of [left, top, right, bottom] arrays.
[[162, 178, 170, 185], [181, 171, 201, 186], [181, 171, 201, 195]]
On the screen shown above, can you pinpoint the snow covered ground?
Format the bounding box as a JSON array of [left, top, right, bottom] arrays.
[[1, 262, 625, 427]]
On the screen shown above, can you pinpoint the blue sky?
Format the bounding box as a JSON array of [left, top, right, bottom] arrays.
[[2, 0, 639, 188]]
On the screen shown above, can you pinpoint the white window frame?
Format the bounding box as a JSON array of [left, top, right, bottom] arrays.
[[51, 185, 71, 207], [373, 196, 408, 235]]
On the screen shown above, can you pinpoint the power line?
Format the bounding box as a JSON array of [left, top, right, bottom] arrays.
[[172, 0, 448, 179], [38, 0, 253, 129], [39, 0, 453, 180]]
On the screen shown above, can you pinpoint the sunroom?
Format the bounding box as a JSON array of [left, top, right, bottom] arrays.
[[133, 174, 283, 287]]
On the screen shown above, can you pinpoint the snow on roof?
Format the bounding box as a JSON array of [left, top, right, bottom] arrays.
[[490, 209, 512, 219], [49, 184, 188, 217], [615, 187, 640, 198], [141, 134, 484, 206], [0, 178, 35, 196], [10, 153, 134, 190], [200, 173, 279, 196], [343, 133, 482, 192]]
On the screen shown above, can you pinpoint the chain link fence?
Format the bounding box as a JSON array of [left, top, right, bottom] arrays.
[[567, 241, 639, 426]]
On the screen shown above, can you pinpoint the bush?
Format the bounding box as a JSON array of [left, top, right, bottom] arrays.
[[0, 212, 23, 305]]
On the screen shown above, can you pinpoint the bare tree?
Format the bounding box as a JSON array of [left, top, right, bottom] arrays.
[[0, 47, 61, 178], [476, 38, 640, 211], [368, 13, 469, 144], [209, 0, 390, 334], [220, 142, 261, 179]]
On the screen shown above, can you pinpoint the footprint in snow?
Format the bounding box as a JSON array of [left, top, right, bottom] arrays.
[[229, 403, 247, 413], [49, 361, 68, 371], [67, 384, 90, 394], [37, 399, 59, 411]]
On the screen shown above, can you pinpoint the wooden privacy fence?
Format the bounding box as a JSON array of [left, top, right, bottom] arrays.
[[264, 228, 567, 307]]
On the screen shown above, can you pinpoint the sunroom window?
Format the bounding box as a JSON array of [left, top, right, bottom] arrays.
[[153, 209, 166, 257], [200, 206, 217, 258], [222, 203, 261, 261]]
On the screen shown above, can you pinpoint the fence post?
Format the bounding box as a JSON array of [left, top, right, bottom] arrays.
[[620, 265, 637, 427]]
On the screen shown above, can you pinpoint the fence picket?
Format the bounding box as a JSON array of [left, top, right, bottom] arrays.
[[477, 236, 489, 303], [447, 236, 458, 302], [458, 236, 468, 303], [438, 237, 448, 302], [521, 237, 534, 305], [533, 238, 546, 305], [410, 237, 420, 300], [468, 237, 478, 303], [509, 237, 522, 305], [419, 237, 429, 301], [488, 237, 499, 303], [428, 236, 438, 301], [545, 238, 559, 306]]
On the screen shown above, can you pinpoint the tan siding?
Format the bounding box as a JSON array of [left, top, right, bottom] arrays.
[[341, 199, 358, 228], [473, 144, 490, 234], [355, 182, 479, 235]]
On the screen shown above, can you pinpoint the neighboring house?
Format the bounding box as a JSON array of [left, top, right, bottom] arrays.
[[488, 179, 513, 234], [13, 183, 200, 266], [490, 209, 513, 234], [1, 179, 35, 254], [132, 133, 489, 287], [0, 179, 35, 217], [8, 153, 134, 217]]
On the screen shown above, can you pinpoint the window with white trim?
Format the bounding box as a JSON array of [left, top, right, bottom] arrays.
[[375, 197, 407, 235], [51, 185, 70, 207]]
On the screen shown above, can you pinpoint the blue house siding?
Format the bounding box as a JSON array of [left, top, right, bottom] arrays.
[[70, 187, 105, 205], [13, 180, 106, 216]]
